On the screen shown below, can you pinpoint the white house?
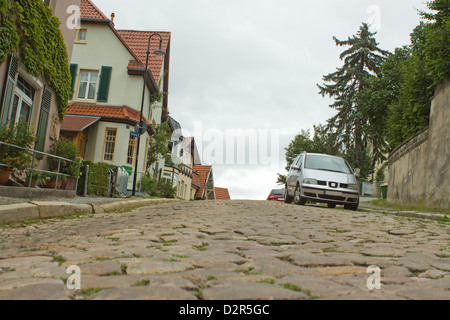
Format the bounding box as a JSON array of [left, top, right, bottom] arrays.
[[60, 0, 171, 189]]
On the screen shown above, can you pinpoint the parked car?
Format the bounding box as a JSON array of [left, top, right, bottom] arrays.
[[284, 152, 360, 210], [267, 189, 286, 202]]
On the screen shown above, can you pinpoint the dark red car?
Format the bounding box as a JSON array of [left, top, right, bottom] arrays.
[[267, 189, 286, 202]]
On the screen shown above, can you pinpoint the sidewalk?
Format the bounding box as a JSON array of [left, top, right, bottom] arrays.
[[0, 195, 179, 223], [359, 198, 449, 222]]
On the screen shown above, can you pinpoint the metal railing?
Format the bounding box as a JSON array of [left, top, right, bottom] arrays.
[[0, 140, 80, 191]]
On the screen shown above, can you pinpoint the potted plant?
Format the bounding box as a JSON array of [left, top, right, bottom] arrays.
[[0, 121, 36, 185], [25, 169, 46, 187], [42, 172, 66, 189]]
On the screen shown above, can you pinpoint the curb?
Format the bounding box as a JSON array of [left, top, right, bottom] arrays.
[[93, 198, 179, 213], [0, 198, 179, 224]]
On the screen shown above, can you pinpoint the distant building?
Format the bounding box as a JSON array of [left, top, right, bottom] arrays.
[[193, 165, 215, 200], [215, 187, 231, 200]]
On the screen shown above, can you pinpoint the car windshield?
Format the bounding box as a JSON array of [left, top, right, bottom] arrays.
[[271, 189, 284, 195], [304, 155, 352, 174]]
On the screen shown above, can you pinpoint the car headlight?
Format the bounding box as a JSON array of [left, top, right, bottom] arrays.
[[348, 183, 358, 190], [303, 178, 318, 185]]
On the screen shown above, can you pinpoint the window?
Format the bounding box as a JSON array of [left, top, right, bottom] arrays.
[[75, 29, 87, 43], [127, 134, 137, 165], [10, 75, 35, 124], [77, 70, 98, 100], [78, 29, 87, 42], [103, 128, 117, 161]]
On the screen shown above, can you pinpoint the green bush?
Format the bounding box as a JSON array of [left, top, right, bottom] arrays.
[[77, 161, 116, 196], [141, 174, 176, 199], [47, 138, 79, 176]]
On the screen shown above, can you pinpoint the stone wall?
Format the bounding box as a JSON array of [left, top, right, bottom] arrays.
[[388, 78, 450, 209]]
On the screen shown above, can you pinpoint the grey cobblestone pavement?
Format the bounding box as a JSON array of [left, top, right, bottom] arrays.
[[0, 200, 449, 300]]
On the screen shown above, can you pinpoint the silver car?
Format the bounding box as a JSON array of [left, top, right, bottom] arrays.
[[285, 152, 360, 210]]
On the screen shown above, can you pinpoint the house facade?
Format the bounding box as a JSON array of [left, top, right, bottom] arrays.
[[0, 0, 80, 156], [61, 0, 171, 187], [162, 116, 202, 200]]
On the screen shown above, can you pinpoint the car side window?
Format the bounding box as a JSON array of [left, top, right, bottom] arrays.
[[295, 154, 304, 169], [290, 156, 299, 170]]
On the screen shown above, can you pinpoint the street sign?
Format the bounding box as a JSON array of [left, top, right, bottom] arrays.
[[130, 131, 138, 138]]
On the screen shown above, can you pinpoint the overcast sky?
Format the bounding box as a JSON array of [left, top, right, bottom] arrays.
[[94, 0, 428, 200]]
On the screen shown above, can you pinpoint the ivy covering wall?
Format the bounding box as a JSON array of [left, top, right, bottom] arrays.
[[0, 0, 72, 120]]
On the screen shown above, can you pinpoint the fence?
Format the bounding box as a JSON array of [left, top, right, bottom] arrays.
[[0, 140, 80, 191]]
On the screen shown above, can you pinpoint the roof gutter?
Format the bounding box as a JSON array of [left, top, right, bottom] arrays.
[[127, 67, 159, 94]]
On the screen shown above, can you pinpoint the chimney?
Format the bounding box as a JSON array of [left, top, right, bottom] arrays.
[[111, 12, 115, 23]]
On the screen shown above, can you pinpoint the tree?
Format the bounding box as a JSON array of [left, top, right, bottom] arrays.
[[277, 125, 341, 185], [317, 23, 390, 171], [356, 47, 410, 162], [146, 122, 171, 170], [386, 0, 449, 149]]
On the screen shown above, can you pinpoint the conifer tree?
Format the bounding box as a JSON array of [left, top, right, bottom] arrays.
[[317, 23, 390, 171]]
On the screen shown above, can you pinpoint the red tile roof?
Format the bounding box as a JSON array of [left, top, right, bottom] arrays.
[[67, 103, 151, 126], [117, 30, 171, 84], [215, 187, 231, 200], [79, 1, 171, 88], [60, 115, 100, 132], [80, 0, 108, 20], [191, 171, 201, 189], [193, 165, 213, 199]]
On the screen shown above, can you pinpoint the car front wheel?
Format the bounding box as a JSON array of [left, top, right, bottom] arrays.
[[294, 185, 307, 206], [344, 199, 359, 211]]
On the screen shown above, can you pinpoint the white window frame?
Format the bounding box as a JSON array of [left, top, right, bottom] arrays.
[[10, 77, 34, 124], [76, 70, 99, 101]]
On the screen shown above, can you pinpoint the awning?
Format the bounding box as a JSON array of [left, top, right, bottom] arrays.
[[60, 115, 100, 132]]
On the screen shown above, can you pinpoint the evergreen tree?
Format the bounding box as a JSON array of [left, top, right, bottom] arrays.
[[277, 125, 341, 185], [317, 23, 390, 171]]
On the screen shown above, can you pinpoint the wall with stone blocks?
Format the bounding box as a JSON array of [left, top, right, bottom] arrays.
[[388, 78, 450, 209]]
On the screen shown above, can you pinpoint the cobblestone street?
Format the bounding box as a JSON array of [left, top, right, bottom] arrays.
[[0, 200, 449, 300]]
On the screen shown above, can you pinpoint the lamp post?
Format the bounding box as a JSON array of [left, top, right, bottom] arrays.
[[132, 33, 166, 196]]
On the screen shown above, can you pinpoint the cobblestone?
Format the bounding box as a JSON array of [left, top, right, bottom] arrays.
[[0, 200, 449, 300]]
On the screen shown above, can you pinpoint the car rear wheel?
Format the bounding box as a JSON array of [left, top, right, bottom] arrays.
[[284, 186, 293, 204], [294, 185, 307, 206]]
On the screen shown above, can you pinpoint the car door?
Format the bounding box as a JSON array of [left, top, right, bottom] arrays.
[[287, 154, 302, 194], [286, 155, 298, 194], [292, 154, 304, 187]]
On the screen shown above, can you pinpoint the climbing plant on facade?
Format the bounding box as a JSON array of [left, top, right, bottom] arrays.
[[0, 0, 72, 120]]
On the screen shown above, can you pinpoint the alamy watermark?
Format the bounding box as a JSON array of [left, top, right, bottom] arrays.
[[66, 265, 81, 290], [66, 5, 81, 30], [367, 265, 381, 290], [366, 5, 381, 31], [170, 121, 280, 167]]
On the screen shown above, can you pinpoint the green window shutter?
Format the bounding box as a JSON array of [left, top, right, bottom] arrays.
[[69, 64, 78, 99], [97, 66, 112, 102], [35, 87, 52, 152], [1, 55, 19, 125]]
